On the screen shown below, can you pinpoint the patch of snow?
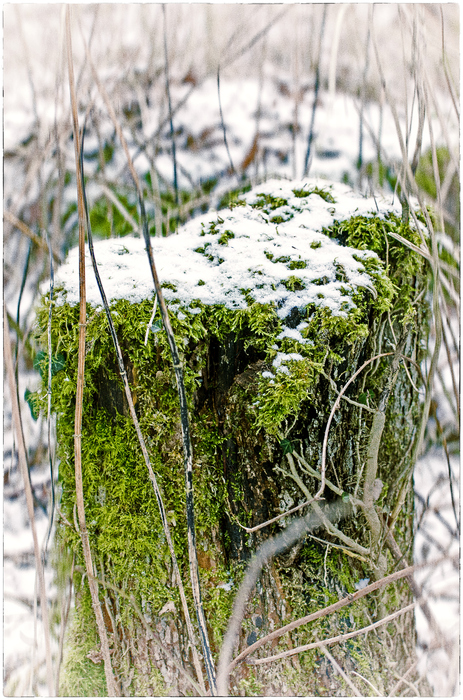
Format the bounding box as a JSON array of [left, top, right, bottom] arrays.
[[51, 179, 398, 338], [354, 578, 370, 590], [277, 327, 308, 344]]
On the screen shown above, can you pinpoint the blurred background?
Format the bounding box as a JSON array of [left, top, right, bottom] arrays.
[[3, 4, 459, 695]]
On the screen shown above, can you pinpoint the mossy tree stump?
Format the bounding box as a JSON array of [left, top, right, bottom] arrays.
[[35, 179, 430, 695]]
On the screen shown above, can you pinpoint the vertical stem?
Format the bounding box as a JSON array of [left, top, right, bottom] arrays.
[[4, 304, 55, 696], [44, 232, 55, 554], [217, 63, 239, 184], [65, 7, 118, 696], [140, 197, 217, 694], [357, 16, 371, 183], [162, 4, 179, 218], [303, 4, 327, 177]]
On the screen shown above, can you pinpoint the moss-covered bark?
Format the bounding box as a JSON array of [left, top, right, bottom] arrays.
[[35, 182, 431, 695]]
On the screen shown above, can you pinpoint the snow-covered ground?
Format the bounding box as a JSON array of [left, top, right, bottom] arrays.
[[3, 4, 459, 696]]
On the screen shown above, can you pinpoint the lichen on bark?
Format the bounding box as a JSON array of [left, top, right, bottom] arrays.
[[34, 178, 430, 695]]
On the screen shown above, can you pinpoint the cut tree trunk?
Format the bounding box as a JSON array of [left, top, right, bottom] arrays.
[[36, 178, 431, 696]]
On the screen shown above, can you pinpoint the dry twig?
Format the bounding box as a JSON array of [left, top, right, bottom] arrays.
[[66, 8, 118, 695]]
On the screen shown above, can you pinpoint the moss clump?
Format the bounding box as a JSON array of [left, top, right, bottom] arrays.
[[281, 275, 306, 292], [324, 212, 426, 323], [218, 229, 235, 246], [293, 185, 336, 203], [251, 193, 289, 210]]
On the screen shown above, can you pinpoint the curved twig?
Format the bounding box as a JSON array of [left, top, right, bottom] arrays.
[[216, 499, 352, 694], [319, 352, 394, 501]]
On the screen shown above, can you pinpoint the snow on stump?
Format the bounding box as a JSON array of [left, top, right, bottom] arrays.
[[35, 178, 430, 695]]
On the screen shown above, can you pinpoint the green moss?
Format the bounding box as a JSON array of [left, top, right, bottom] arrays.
[[251, 193, 289, 210], [281, 275, 306, 292], [59, 590, 108, 696], [288, 259, 307, 270], [218, 229, 235, 246], [217, 183, 251, 210], [292, 186, 336, 203], [324, 212, 423, 320]]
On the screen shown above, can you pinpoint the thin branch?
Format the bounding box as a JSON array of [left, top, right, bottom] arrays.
[[247, 602, 416, 665], [65, 9, 118, 696], [320, 369, 377, 413], [162, 4, 179, 214], [216, 500, 352, 694], [4, 305, 55, 696], [357, 11, 371, 182], [319, 643, 363, 696], [221, 5, 291, 72], [303, 5, 327, 176], [320, 352, 395, 500], [73, 565, 205, 696], [284, 455, 369, 558], [328, 5, 348, 100], [144, 296, 158, 346], [97, 181, 140, 232], [228, 553, 452, 673], [388, 661, 418, 697], [4, 210, 62, 264], [43, 232, 56, 556], [440, 6, 459, 119], [217, 64, 239, 184], [351, 669, 382, 696], [362, 329, 408, 551], [294, 451, 364, 507]]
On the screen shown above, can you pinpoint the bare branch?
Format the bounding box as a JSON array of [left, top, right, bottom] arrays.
[[247, 602, 416, 665], [319, 643, 363, 696], [3, 210, 62, 264], [216, 500, 352, 694], [228, 554, 453, 673]]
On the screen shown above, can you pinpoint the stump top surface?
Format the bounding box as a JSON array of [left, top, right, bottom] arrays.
[[53, 178, 401, 322]]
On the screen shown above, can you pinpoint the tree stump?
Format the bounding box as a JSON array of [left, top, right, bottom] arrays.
[[35, 178, 430, 696]]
